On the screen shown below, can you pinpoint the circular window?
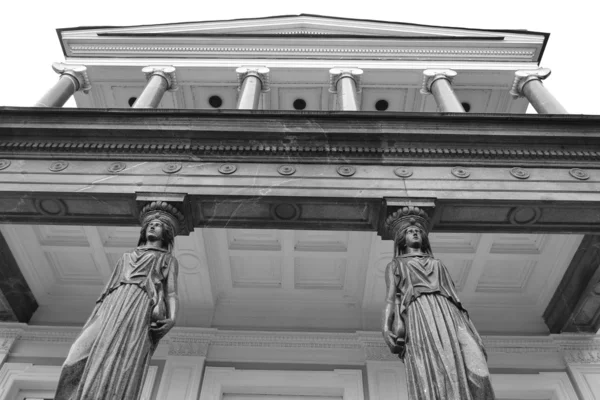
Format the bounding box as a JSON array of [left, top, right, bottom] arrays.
[[293, 99, 307, 110], [209, 96, 223, 108], [375, 100, 389, 111], [461, 102, 471, 112], [128, 97, 137, 107]]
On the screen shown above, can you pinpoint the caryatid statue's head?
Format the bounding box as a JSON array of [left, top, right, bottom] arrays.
[[385, 206, 433, 256], [138, 201, 184, 251]]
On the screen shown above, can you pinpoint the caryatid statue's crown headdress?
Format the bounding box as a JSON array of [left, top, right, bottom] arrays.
[[384, 206, 432, 256], [138, 201, 185, 248]]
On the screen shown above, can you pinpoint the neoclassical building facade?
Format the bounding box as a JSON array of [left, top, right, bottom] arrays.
[[0, 14, 599, 400]]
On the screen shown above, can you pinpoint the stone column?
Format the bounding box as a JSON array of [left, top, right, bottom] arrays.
[[359, 332, 409, 400], [421, 69, 465, 112], [559, 335, 600, 399], [132, 66, 178, 109], [155, 334, 210, 400], [329, 68, 363, 111], [0, 326, 23, 368], [34, 63, 90, 107], [510, 68, 567, 114], [236, 67, 270, 110]]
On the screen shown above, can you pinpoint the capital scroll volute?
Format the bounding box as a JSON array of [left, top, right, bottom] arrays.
[[236, 66, 270, 92], [420, 69, 457, 95], [142, 66, 178, 91], [52, 62, 91, 94], [329, 68, 363, 93], [510, 68, 551, 98]]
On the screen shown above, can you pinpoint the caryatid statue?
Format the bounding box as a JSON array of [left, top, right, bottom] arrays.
[[55, 201, 183, 400], [381, 206, 495, 400]]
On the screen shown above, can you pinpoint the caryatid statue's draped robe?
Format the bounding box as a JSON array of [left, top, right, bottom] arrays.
[[55, 245, 178, 400], [387, 253, 495, 400]]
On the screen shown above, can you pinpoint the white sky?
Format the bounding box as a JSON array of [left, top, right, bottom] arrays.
[[1, 0, 597, 114]]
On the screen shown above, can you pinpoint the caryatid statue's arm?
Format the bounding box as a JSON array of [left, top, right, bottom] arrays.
[[151, 258, 179, 341], [382, 261, 405, 354]]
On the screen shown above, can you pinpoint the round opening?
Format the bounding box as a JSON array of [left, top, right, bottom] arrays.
[[293, 99, 307, 110], [375, 100, 389, 111], [128, 97, 137, 107], [461, 102, 471, 112], [209, 96, 223, 108]]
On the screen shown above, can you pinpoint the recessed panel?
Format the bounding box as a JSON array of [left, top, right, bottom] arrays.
[[294, 257, 346, 289], [476, 260, 536, 293], [34, 226, 89, 247], [46, 251, 104, 284], [443, 259, 472, 292], [190, 85, 238, 110], [230, 255, 282, 288], [490, 234, 548, 254], [99, 226, 140, 248], [430, 233, 480, 254], [227, 229, 281, 251], [278, 87, 325, 111], [294, 231, 348, 252], [360, 88, 408, 112]]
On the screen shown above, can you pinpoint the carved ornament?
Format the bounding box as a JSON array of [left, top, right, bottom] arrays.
[[236, 67, 270, 92], [107, 162, 126, 173], [510, 68, 551, 98], [451, 166, 470, 178], [337, 165, 356, 177], [277, 165, 296, 175], [510, 167, 530, 179], [569, 168, 590, 180], [52, 62, 91, 94], [329, 68, 363, 93], [421, 69, 457, 95], [162, 162, 182, 174], [142, 66, 178, 91], [49, 161, 69, 172], [394, 167, 413, 178], [0, 160, 10, 170], [218, 164, 237, 175]]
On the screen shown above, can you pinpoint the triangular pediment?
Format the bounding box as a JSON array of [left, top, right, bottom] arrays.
[[60, 14, 542, 39]]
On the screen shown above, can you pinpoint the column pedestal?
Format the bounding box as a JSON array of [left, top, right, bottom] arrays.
[[421, 69, 465, 112], [510, 68, 567, 114], [34, 63, 90, 107]]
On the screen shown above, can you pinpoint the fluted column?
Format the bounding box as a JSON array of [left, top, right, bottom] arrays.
[[132, 66, 178, 109], [329, 68, 363, 111], [421, 69, 464, 112], [34, 63, 90, 107], [236, 67, 270, 110], [510, 68, 567, 114]]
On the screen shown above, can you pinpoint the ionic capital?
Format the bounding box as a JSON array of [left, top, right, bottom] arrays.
[[52, 62, 91, 94], [236, 66, 270, 92], [421, 69, 457, 95], [142, 66, 178, 91], [510, 68, 552, 98], [329, 68, 363, 93]]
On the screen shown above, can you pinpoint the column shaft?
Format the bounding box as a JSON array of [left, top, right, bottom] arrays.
[[430, 78, 465, 112], [236, 75, 262, 109], [34, 75, 78, 107], [133, 75, 169, 109], [522, 79, 567, 114], [336, 77, 360, 111]]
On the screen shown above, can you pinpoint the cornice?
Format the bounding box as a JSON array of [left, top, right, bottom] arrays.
[[6, 324, 600, 362], [1, 140, 600, 167], [67, 44, 535, 60]]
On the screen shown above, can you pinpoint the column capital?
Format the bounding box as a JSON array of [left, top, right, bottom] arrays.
[[236, 66, 270, 92], [510, 68, 552, 98], [329, 68, 363, 93], [52, 62, 91, 94], [420, 69, 457, 95], [142, 66, 178, 91]]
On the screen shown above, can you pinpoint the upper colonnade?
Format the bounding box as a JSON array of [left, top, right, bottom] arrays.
[[36, 64, 566, 114]]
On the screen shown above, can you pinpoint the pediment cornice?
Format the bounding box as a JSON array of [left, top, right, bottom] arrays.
[[58, 15, 547, 62]]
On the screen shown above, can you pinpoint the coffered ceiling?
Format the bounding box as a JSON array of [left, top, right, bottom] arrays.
[[0, 225, 581, 334]]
